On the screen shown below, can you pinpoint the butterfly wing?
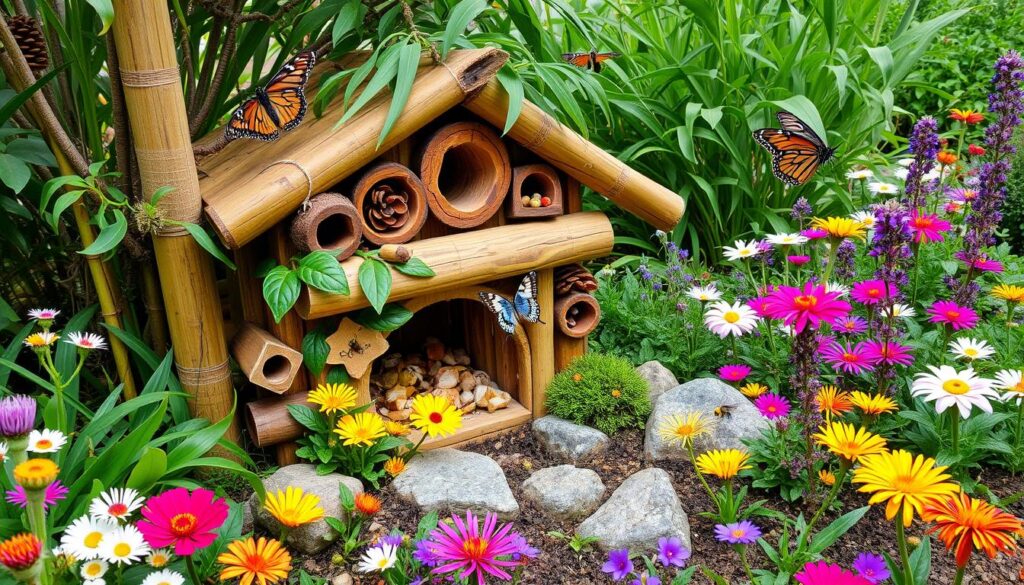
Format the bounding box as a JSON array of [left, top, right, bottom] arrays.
[[752, 129, 823, 186], [478, 292, 518, 335], [513, 271, 541, 323], [593, 52, 621, 64], [263, 51, 316, 131], [225, 97, 280, 141], [776, 111, 827, 150], [562, 52, 593, 69]]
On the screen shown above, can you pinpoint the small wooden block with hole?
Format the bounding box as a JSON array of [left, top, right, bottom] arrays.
[[507, 164, 563, 219], [231, 323, 304, 394]]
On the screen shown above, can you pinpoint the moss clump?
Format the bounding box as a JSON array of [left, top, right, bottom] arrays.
[[544, 353, 651, 435]]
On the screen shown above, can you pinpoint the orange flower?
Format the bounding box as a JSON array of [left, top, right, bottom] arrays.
[[936, 151, 958, 166], [0, 533, 41, 571], [922, 492, 1023, 569], [949, 108, 984, 124], [816, 385, 853, 417], [354, 492, 381, 516]]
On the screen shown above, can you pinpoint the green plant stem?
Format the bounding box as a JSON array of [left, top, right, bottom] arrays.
[[1015, 401, 1024, 452], [737, 544, 754, 583], [25, 489, 48, 549], [954, 566, 965, 585], [687, 443, 717, 502], [185, 555, 203, 585], [801, 460, 850, 548], [896, 510, 914, 585], [950, 409, 960, 457], [822, 238, 840, 283], [279, 526, 291, 544], [910, 242, 921, 305]]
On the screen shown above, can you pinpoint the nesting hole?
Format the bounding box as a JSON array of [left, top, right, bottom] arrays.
[[437, 143, 498, 212], [261, 355, 293, 385]]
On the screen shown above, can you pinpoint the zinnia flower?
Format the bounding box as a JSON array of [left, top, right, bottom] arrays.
[[0, 533, 41, 572], [764, 282, 851, 333], [717, 364, 751, 383], [968, 144, 986, 156], [852, 449, 960, 527], [811, 217, 867, 240], [5, 480, 67, 509], [307, 383, 357, 415], [713, 521, 761, 545], [217, 537, 291, 585], [787, 255, 811, 266], [739, 383, 769, 398], [354, 492, 381, 516], [686, 285, 722, 302], [694, 448, 751, 479], [657, 412, 714, 448], [849, 391, 898, 416], [754, 393, 790, 419], [722, 240, 761, 261], [602, 549, 633, 581], [137, 488, 229, 555], [814, 421, 887, 463], [334, 412, 388, 446], [852, 552, 889, 584], [948, 337, 995, 361], [936, 151, 957, 165], [862, 340, 914, 366], [703, 301, 759, 338], [909, 210, 951, 243], [64, 332, 108, 351], [911, 365, 999, 418], [815, 385, 854, 416], [921, 492, 1022, 569], [822, 341, 874, 375], [801, 227, 829, 239], [426, 510, 523, 585], [263, 486, 324, 528], [850, 280, 898, 305], [795, 561, 872, 585], [949, 108, 984, 124]]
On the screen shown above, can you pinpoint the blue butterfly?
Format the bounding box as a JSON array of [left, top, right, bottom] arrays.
[[478, 271, 542, 335]]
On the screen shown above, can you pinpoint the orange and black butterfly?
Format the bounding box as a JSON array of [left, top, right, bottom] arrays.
[[752, 111, 836, 186], [225, 51, 316, 142], [562, 49, 620, 73]]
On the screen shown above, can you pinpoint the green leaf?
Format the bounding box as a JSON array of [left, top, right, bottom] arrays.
[[301, 326, 330, 378], [263, 266, 301, 323], [357, 257, 392, 313], [392, 257, 435, 278], [7, 137, 56, 166], [496, 65, 524, 135], [809, 506, 869, 553], [670, 567, 697, 585], [441, 0, 487, 59], [80, 210, 127, 255], [377, 41, 422, 149], [183, 222, 236, 270], [337, 43, 401, 128], [0, 66, 66, 126], [126, 447, 167, 493], [165, 401, 240, 472], [49, 190, 85, 232], [297, 251, 349, 294], [287, 404, 329, 433], [0, 153, 31, 193], [326, 366, 350, 385], [353, 303, 413, 332], [910, 535, 931, 585], [331, 0, 365, 45], [338, 481, 355, 511], [85, 0, 115, 34]]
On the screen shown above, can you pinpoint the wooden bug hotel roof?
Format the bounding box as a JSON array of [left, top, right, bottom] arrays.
[[194, 48, 684, 251]]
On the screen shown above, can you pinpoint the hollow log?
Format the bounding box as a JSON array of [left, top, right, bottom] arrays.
[[351, 162, 428, 245], [554, 292, 601, 338], [298, 211, 614, 319], [200, 48, 508, 249], [507, 164, 563, 219], [463, 79, 684, 231], [246, 391, 310, 448], [231, 323, 304, 394], [289, 193, 363, 258], [418, 121, 510, 228]]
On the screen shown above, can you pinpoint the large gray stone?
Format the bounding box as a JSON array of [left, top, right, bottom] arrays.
[[576, 468, 690, 552], [521, 465, 605, 520], [644, 378, 770, 461], [391, 448, 519, 518], [249, 464, 364, 554], [637, 361, 678, 405], [532, 415, 609, 464]]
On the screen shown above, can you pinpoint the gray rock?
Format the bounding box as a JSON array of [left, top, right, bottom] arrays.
[[391, 449, 519, 518], [532, 415, 609, 464], [521, 465, 605, 520], [331, 574, 353, 585], [644, 378, 769, 461], [576, 468, 690, 552], [249, 464, 364, 554], [637, 361, 678, 405]]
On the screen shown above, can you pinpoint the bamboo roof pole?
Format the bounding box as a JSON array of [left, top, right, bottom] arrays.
[[111, 0, 240, 443]]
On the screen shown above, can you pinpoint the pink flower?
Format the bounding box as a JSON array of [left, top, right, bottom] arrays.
[[754, 393, 791, 419], [862, 340, 914, 366], [136, 488, 228, 555], [746, 296, 772, 318], [5, 481, 68, 510], [787, 255, 811, 266], [822, 341, 875, 375], [955, 251, 1004, 273], [764, 282, 851, 334], [834, 316, 868, 335], [928, 300, 979, 330], [718, 364, 751, 383], [908, 210, 951, 243], [795, 561, 872, 585], [801, 228, 829, 240], [850, 280, 898, 306], [427, 510, 522, 585]]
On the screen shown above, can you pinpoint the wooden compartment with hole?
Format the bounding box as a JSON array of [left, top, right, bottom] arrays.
[[289, 192, 363, 258], [231, 323, 304, 394], [507, 164, 563, 219]]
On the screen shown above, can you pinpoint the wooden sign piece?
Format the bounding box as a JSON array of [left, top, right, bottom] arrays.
[[325, 318, 389, 378]]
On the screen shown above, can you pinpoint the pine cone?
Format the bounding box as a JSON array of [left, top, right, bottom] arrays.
[[365, 183, 410, 232], [9, 16, 48, 72], [555, 264, 598, 296]]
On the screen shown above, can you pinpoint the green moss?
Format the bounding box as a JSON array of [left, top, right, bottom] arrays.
[[544, 353, 651, 435]]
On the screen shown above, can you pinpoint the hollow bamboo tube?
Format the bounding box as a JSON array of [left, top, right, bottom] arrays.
[[526, 268, 554, 417], [289, 193, 363, 257], [351, 162, 428, 244], [200, 48, 509, 249], [463, 80, 684, 231], [553, 292, 601, 338], [231, 323, 303, 393], [111, 0, 240, 443], [298, 211, 614, 319]]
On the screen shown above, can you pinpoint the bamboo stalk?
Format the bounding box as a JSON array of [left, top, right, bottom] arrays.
[[463, 79, 685, 231], [140, 263, 169, 355]]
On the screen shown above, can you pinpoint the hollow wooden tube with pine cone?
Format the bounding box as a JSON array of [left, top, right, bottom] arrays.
[[352, 161, 428, 245]]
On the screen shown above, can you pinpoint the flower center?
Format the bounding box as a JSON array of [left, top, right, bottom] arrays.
[[462, 536, 489, 559], [943, 379, 970, 395], [108, 503, 129, 517], [114, 543, 131, 557], [767, 406, 777, 413], [843, 353, 858, 362], [868, 288, 880, 297], [36, 439, 52, 449], [844, 322, 856, 330], [892, 475, 916, 491], [723, 311, 740, 323], [86, 564, 102, 577], [945, 310, 960, 320], [739, 249, 752, 256], [676, 424, 693, 436], [794, 295, 818, 310], [151, 555, 168, 567], [1014, 382, 1024, 393], [731, 529, 744, 538], [376, 557, 389, 568], [964, 348, 979, 357], [245, 554, 267, 572], [428, 412, 443, 424], [84, 531, 103, 549], [170, 513, 198, 536], [915, 217, 933, 228]]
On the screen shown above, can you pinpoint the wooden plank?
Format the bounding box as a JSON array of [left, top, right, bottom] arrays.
[[415, 400, 532, 450], [526, 268, 554, 417]]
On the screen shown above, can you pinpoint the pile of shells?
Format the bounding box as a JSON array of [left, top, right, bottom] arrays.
[[371, 337, 512, 422]]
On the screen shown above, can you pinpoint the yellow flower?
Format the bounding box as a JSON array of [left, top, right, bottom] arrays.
[[849, 391, 898, 416], [694, 449, 751, 480], [611, 389, 622, 398], [217, 537, 291, 585], [657, 412, 714, 448], [409, 394, 462, 438], [813, 421, 887, 463], [13, 458, 59, 489], [383, 457, 406, 477], [816, 385, 853, 417], [819, 469, 836, 486], [992, 284, 1024, 304], [739, 383, 769, 398], [384, 421, 410, 436], [852, 449, 961, 527], [811, 216, 867, 240], [307, 383, 357, 415], [263, 487, 324, 528], [23, 332, 59, 348], [333, 412, 387, 447]]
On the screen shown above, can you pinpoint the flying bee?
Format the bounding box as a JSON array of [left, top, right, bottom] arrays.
[[714, 404, 737, 419]]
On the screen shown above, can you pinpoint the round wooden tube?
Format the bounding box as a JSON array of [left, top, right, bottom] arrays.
[[351, 162, 428, 245], [289, 193, 363, 258], [463, 78, 684, 231], [246, 391, 310, 447], [418, 121, 511, 228], [554, 292, 601, 338], [298, 211, 614, 319]]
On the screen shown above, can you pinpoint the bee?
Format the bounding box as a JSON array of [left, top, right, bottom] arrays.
[[714, 404, 737, 419], [338, 339, 370, 359]]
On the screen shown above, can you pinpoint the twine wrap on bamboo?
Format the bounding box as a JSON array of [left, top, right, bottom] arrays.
[[351, 162, 428, 244], [289, 193, 363, 258], [199, 49, 509, 249]]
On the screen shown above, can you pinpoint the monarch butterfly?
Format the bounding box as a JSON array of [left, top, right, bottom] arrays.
[[561, 50, 621, 73], [225, 51, 316, 142], [478, 272, 543, 335], [752, 111, 836, 186]]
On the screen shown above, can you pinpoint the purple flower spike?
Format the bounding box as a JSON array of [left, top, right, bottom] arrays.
[[0, 395, 36, 438], [656, 536, 690, 568], [904, 116, 940, 209], [852, 552, 890, 583], [714, 520, 762, 545], [602, 548, 634, 581]]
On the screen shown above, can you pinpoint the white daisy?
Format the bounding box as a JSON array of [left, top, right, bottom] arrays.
[[869, 182, 899, 195], [90, 488, 146, 522], [85, 580, 105, 585], [146, 549, 173, 569], [911, 365, 999, 419], [923, 168, 941, 182], [897, 158, 914, 167], [995, 369, 1024, 404], [722, 239, 761, 261], [61, 516, 119, 560], [80, 560, 109, 581], [826, 282, 850, 297], [0, 441, 7, 463], [28, 429, 67, 453], [894, 168, 910, 181], [141, 570, 185, 585], [846, 169, 873, 180], [850, 211, 876, 229], [889, 303, 916, 318], [765, 232, 808, 246], [948, 338, 995, 361], [64, 331, 108, 351], [357, 543, 397, 573], [686, 285, 722, 302], [703, 301, 760, 338], [98, 524, 150, 565], [27, 308, 60, 321]]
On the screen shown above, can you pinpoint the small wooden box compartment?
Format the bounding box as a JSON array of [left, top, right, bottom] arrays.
[[506, 164, 563, 219]]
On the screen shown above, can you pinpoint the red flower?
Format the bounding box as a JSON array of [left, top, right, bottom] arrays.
[[936, 151, 958, 166], [949, 109, 984, 124], [0, 533, 41, 571], [968, 144, 986, 156], [137, 488, 228, 555]]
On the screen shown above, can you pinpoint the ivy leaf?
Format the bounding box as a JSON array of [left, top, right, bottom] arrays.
[[357, 257, 392, 314], [301, 326, 330, 378], [392, 257, 436, 278], [183, 222, 236, 270], [298, 251, 350, 295], [80, 209, 127, 255], [354, 303, 413, 332], [263, 266, 301, 323]]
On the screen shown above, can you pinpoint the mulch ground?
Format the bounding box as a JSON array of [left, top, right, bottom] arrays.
[[296, 426, 1024, 585]]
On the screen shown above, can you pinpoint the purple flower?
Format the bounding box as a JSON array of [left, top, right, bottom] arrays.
[[509, 532, 538, 560], [791, 197, 813, 222], [904, 116, 940, 209], [0, 395, 36, 438], [413, 538, 440, 567], [602, 549, 634, 581], [852, 552, 890, 583], [656, 536, 689, 568], [380, 533, 403, 548], [5, 481, 68, 509], [714, 521, 762, 544], [629, 575, 661, 585]]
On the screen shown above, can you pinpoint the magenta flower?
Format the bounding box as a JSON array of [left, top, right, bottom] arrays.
[[602, 548, 633, 581], [834, 316, 868, 335], [850, 280, 898, 306], [137, 487, 228, 555], [862, 340, 914, 366], [764, 282, 851, 334], [718, 364, 751, 383], [427, 510, 522, 585], [754, 393, 791, 419], [5, 481, 68, 509], [801, 228, 829, 240], [746, 296, 772, 318], [852, 552, 890, 584], [955, 250, 1004, 273], [795, 561, 873, 585], [714, 521, 761, 544], [656, 536, 689, 568], [822, 341, 875, 375], [928, 300, 979, 330], [787, 255, 811, 266], [909, 210, 951, 243]]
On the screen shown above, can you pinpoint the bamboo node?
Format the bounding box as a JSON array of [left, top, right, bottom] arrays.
[[119, 67, 180, 88], [260, 159, 314, 210], [176, 361, 232, 386]]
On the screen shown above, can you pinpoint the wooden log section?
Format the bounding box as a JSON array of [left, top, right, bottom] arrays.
[[554, 332, 587, 371], [289, 193, 363, 258], [526, 268, 555, 417], [554, 292, 601, 338], [463, 79, 684, 231], [351, 162, 428, 245], [507, 164, 563, 219], [418, 121, 510, 228], [200, 48, 508, 249], [297, 211, 614, 319], [231, 323, 304, 394]]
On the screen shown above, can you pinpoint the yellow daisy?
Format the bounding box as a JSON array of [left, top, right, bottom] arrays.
[[813, 421, 887, 463], [333, 412, 387, 447], [409, 394, 462, 438], [811, 216, 867, 240], [307, 383, 357, 415], [992, 284, 1024, 303], [23, 332, 59, 348], [739, 383, 769, 398], [852, 449, 960, 527], [694, 449, 751, 480], [383, 457, 406, 477], [263, 486, 324, 528], [657, 412, 714, 448], [849, 391, 898, 416]]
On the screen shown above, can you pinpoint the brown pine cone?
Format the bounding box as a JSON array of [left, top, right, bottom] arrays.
[[9, 16, 48, 72], [555, 263, 598, 295], [365, 183, 410, 232]]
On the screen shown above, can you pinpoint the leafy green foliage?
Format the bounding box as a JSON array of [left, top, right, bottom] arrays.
[[744, 424, 812, 503], [544, 353, 651, 435]]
